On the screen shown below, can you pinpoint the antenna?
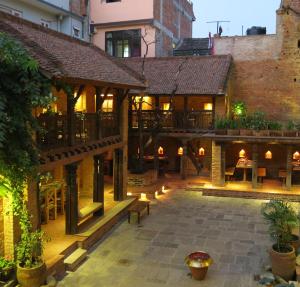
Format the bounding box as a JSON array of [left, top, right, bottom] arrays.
[[206, 20, 231, 34]]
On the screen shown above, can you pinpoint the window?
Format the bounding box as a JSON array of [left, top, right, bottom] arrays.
[[105, 29, 141, 58], [102, 99, 113, 112], [106, 0, 121, 2], [73, 26, 81, 38], [41, 19, 50, 28]]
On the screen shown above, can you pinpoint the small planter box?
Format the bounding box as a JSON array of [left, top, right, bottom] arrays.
[[269, 130, 283, 137], [253, 130, 269, 137], [283, 130, 297, 137], [215, 129, 227, 135], [227, 129, 239, 136]]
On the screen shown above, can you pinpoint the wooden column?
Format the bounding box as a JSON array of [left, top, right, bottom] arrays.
[[286, 145, 292, 190], [153, 135, 159, 176], [128, 96, 133, 130], [28, 179, 41, 230], [93, 154, 104, 216], [183, 96, 188, 129], [212, 96, 216, 129], [65, 162, 79, 235], [180, 141, 188, 180], [67, 97, 75, 146], [95, 88, 103, 140], [252, 144, 258, 189], [113, 149, 124, 201]]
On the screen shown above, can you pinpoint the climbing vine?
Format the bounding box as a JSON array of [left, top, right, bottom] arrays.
[[0, 32, 54, 266]]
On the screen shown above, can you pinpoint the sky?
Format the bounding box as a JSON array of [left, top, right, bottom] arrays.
[[193, 0, 282, 37]]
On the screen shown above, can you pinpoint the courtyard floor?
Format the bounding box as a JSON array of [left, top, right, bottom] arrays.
[[57, 188, 273, 287]]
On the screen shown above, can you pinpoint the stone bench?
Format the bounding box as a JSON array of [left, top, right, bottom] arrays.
[[127, 201, 150, 224], [79, 202, 103, 221]]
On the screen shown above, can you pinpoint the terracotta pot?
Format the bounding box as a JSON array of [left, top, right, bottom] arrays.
[[269, 245, 296, 281], [189, 266, 208, 280], [17, 262, 46, 287], [239, 129, 253, 136]]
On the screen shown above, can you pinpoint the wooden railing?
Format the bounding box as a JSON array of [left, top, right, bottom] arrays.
[[37, 112, 119, 150], [131, 110, 214, 131]]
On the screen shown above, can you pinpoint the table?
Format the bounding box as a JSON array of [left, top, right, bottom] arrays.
[[236, 159, 253, 181], [128, 200, 150, 224]]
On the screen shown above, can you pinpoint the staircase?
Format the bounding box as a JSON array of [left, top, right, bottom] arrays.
[[64, 248, 87, 271], [187, 142, 202, 175]]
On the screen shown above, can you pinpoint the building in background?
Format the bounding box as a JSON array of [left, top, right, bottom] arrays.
[[90, 0, 195, 57], [0, 0, 91, 41]]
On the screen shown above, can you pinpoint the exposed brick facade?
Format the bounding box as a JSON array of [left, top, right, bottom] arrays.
[[0, 199, 3, 256], [153, 0, 194, 56], [214, 0, 300, 123]]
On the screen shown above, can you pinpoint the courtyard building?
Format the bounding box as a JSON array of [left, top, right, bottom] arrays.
[[90, 0, 195, 57]]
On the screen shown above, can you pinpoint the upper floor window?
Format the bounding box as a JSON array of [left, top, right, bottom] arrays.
[[106, 0, 121, 3], [105, 29, 141, 58], [73, 26, 81, 38]]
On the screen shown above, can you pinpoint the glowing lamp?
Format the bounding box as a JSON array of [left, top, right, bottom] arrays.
[[158, 146, 164, 155], [178, 147, 183, 156], [127, 192, 132, 196], [155, 191, 158, 199], [162, 186, 166, 193], [204, 103, 213, 111], [199, 147, 205, 156], [140, 193, 147, 201], [265, 151, 272, 159], [293, 151, 300, 160], [239, 149, 246, 158]]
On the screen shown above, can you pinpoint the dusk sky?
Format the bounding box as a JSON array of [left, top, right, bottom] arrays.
[[193, 0, 281, 37]]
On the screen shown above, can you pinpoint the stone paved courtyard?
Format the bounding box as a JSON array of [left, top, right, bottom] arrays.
[[57, 189, 273, 287]]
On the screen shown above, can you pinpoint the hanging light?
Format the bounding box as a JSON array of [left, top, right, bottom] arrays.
[[293, 151, 300, 160], [178, 147, 183, 156], [199, 147, 205, 156], [265, 150, 272, 159], [239, 149, 246, 158], [158, 146, 164, 155]]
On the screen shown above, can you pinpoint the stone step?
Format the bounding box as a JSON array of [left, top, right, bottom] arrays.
[[63, 248, 87, 271]]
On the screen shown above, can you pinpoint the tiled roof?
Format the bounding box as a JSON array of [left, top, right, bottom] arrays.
[[122, 55, 232, 95], [0, 12, 145, 89]]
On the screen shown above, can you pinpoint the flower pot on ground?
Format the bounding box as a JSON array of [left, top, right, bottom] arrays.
[[261, 200, 299, 281], [290, 234, 300, 255], [185, 252, 213, 281], [16, 230, 49, 287]]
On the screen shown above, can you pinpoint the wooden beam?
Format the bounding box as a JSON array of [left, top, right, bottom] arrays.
[[65, 162, 79, 235]]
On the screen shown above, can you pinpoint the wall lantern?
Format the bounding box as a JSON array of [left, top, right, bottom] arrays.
[[293, 151, 300, 160], [140, 193, 147, 201], [199, 147, 205, 156], [204, 103, 213, 111], [178, 147, 183, 156], [239, 149, 246, 158], [265, 150, 272, 159], [158, 146, 164, 155]]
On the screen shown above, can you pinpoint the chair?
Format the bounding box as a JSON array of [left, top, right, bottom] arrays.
[[258, 168, 266, 183], [225, 167, 235, 181], [278, 169, 287, 185]]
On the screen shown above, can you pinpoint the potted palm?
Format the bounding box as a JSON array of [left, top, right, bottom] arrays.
[[16, 228, 48, 287], [261, 200, 298, 281]]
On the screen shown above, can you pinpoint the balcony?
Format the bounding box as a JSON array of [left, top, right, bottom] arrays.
[[37, 112, 119, 150], [131, 110, 213, 131]]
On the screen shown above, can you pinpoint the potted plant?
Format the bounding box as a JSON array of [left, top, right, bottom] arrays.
[[16, 228, 49, 287], [249, 111, 269, 136], [268, 121, 283, 137], [214, 117, 228, 135], [227, 119, 239, 136], [284, 120, 297, 137], [0, 257, 15, 282], [261, 200, 298, 281]]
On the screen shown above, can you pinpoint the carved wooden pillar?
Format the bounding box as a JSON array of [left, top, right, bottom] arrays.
[[252, 144, 258, 189], [113, 149, 124, 201], [286, 145, 292, 190], [95, 89, 102, 140], [220, 143, 226, 186], [67, 97, 75, 146], [65, 162, 79, 235], [153, 135, 159, 176], [93, 154, 104, 216]]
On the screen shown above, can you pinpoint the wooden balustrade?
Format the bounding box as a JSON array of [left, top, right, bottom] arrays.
[[37, 112, 119, 150]]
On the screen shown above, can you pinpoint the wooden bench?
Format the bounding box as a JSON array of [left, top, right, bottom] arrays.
[[78, 202, 103, 221], [127, 201, 150, 224]]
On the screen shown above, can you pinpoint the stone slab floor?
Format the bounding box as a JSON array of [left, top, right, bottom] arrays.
[[57, 189, 273, 287]]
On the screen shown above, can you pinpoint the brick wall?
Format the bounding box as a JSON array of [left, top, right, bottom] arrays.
[[70, 0, 87, 16], [213, 5, 300, 123], [211, 141, 224, 186]]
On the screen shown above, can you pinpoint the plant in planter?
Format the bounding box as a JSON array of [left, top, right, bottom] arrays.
[[232, 101, 247, 119], [248, 111, 269, 136], [261, 200, 299, 281], [284, 120, 297, 137], [268, 121, 283, 136], [227, 119, 239, 135], [214, 117, 229, 135], [0, 257, 15, 282]]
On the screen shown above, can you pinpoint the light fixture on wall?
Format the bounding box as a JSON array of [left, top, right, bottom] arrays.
[[158, 146, 164, 155], [199, 147, 205, 156], [265, 150, 272, 159], [239, 149, 246, 158], [204, 103, 213, 111], [178, 147, 183, 156], [140, 193, 147, 201], [293, 151, 300, 160]]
